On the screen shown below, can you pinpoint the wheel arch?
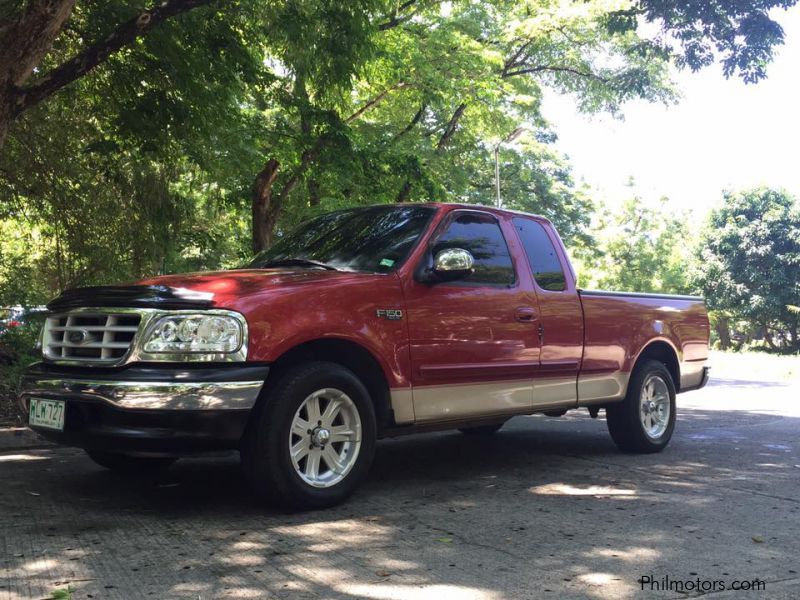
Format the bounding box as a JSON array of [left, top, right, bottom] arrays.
[[632, 340, 681, 392], [263, 338, 393, 431]]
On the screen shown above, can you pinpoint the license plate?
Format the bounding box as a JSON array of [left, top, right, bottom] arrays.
[[29, 398, 65, 431]]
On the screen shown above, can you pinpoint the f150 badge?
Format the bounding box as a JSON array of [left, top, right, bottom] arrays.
[[376, 309, 403, 321]]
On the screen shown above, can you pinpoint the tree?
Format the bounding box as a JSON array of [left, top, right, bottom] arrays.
[[578, 192, 692, 294], [608, 0, 798, 83], [1, 0, 799, 302], [249, 0, 682, 251], [245, 0, 800, 250], [1, 0, 796, 150], [0, 1, 269, 291], [0, 0, 221, 147], [695, 188, 800, 353]]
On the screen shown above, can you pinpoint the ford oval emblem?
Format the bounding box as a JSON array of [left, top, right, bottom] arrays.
[[68, 329, 90, 345]]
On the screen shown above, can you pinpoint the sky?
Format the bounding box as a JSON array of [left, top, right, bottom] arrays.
[[540, 6, 800, 216]]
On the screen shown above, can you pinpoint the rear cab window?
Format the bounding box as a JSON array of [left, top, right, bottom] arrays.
[[512, 217, 567, 291]]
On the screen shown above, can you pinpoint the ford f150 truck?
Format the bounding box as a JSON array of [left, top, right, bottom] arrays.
[[19, 203, 710, 508]]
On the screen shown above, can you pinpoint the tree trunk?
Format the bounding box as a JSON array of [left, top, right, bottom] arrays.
[[251, 159, 280, 254], [0, 0, 214, 149], [715, 316, 731, 350], [0, 0, 77, 88], [308, 179, 321, 207], [0, 95, 10, 148], [396, 181, 412, 203], [762, 325, 777, 351]]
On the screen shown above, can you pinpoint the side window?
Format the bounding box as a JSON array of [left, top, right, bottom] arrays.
[[432, 213, 515, 285], [513, 217, 567, 291]]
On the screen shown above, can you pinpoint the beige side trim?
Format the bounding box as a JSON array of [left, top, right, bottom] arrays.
[[533, 377, 578, 408], [680, 361, 705, 390], [393, 372, 636, 426], [389, 388, 415, 425], [578, 371, 630, 403], [412, 380, 532, 423]]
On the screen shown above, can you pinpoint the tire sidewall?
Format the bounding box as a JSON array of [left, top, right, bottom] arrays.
[[627, 360, 677, 451], [249, 362, 377, 509]]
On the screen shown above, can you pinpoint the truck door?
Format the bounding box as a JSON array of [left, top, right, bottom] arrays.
[[402, 210, 541, 422], [511, 217, 584, 408]]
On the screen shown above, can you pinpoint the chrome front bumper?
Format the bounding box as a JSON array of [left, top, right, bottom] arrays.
[[17, 363, 270, 454], [20, 377, 264, 411], [18, 362, 269, 412]]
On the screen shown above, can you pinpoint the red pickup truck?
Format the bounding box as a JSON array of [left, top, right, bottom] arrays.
[[20, 203, 709, 508]]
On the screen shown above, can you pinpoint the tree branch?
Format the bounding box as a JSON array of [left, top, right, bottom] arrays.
[[14, 0, 218, 116], [378, 0, 420, 31], [502, 40, 532, 76], [395, 101, 466, 202], [436, 102, 467, 150], [345, 81, 410, 123], [502, 64, 609, 83], [393, 103, 426, 141]]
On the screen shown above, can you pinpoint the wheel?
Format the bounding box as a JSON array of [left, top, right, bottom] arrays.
[[606, 359, 676, 453], [86, 451, 176, 473], [241, 361, 377, 510], [458, 422, 505, 435]]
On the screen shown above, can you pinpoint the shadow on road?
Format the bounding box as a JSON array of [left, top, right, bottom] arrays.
[[1, 400, 799, 599]]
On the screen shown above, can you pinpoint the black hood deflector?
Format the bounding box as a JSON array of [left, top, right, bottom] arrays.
[[47, 285, 215, 311]]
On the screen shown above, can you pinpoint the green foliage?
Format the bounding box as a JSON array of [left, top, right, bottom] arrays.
[[631, 0, 799, 84], [49, 587, 74, 600], [265, 0, 680, 246], [0, 320, 42, 421], [0, 0, 796, 307], [695, 187, 800, 353], [1, 1, 271, 293], [578, 192, 692, 294]]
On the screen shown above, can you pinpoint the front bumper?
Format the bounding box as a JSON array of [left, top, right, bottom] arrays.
[[18, 362, 269, 455]]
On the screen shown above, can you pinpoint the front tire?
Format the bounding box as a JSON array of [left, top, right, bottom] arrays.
[[606, 360, 676, 453], [241, 361, 377, 510], [86, 451, 176, 474]]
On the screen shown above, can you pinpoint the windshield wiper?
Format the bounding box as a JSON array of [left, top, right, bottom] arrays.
[[259, 258, 341, 271]]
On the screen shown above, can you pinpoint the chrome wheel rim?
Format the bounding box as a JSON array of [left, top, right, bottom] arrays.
[[639, 374, 670, 439], [289, 388, 362, 488]]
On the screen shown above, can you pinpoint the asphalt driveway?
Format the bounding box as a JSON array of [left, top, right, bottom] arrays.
[[1, 353, 799, 599]]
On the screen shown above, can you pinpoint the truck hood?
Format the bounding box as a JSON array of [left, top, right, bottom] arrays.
[[47, 268, 370, 312], [139, 268, 371, 308]]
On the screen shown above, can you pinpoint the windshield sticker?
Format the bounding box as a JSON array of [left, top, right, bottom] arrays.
[[379, 258, 395, 268]]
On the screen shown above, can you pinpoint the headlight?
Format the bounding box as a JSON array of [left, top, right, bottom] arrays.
[[143, 313, 244, 354]]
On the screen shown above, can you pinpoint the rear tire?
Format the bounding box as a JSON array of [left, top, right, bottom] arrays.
[[86, 451, 176, 474], [241, 361, 377, 510], [606, 359, 676, 453], [458, 422, 505, 436]]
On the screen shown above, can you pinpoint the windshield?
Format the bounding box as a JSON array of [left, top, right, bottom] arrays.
[[246, 205, 435, 273]]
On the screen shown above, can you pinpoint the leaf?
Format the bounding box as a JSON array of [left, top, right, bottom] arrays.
[[434, 537, 453, 544], [752, 536, 765, 544], [51, 587, 74, 600]]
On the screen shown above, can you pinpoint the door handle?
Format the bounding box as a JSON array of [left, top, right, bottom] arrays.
[[515, 307, 538, 322]]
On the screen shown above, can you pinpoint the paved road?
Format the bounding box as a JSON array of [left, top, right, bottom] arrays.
[[1, 365, 799, 599]]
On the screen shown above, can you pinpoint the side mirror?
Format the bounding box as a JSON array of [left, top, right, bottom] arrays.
[[431, 248, 474, 281]]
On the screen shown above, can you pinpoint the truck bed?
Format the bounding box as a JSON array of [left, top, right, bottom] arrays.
[[577, 288, 710, 397]]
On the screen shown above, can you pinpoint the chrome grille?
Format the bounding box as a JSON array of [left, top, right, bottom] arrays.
[[43, 312, 141, 364]]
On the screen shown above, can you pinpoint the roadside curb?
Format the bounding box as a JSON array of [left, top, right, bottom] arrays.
[[0, 427, 53, 452]]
